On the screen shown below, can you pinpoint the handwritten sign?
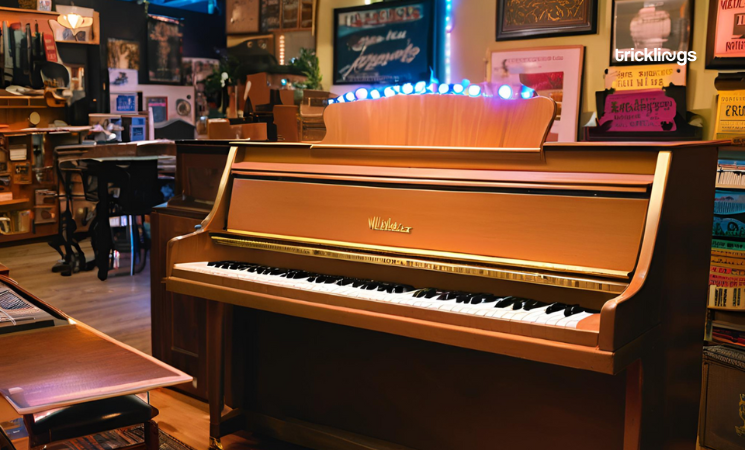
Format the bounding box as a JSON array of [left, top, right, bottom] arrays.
[[604, 64, 686, 91], [598, 89, 677, 132], [715, 90, 745, 139], [333, 0, 434, 85]]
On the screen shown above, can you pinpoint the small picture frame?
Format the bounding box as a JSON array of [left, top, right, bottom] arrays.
[[706, 0, 745, 69], [12, 162, 31, 185], [110, 92, 138, 114], [496, 0, 598, 41], [611, 0, 693, 66], [37, 0, 52, 12], [145, 97, 168, 123], [489, 45, 584, 142]]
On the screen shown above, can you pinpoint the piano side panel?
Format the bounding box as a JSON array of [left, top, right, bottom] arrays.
[[241, 310, 627, 450], [227, 178, 649, 275]]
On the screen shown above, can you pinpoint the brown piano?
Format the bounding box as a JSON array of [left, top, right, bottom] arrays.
[[164, 94, 722, 450]]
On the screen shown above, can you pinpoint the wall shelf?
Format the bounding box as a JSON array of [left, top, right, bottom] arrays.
[[715, 184, 745, 190], [0, 198, 29, 207]]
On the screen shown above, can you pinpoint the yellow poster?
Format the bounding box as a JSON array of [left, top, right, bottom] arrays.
[[716, 90, 745, 139], [604, 64, 686, 91]]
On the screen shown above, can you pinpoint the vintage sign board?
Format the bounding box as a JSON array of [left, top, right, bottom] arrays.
[[604, 64, 686, 91], [333, 0, 435, 85], [715, 89, 745, 142]]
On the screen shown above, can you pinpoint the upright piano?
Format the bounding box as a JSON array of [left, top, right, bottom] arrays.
[[164, 94, 722, 450]]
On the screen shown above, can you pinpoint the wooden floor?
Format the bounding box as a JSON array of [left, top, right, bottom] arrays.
[[0, 241, 151, 354]]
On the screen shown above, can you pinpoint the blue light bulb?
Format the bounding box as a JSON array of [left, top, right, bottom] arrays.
[[370, 89, 381, 99], [453, 84, 464, 94], [498, 85, 513, 99], [438, 83, 449, 94], [384, 87, 396, 97], [337, 96, 345, 103], [520, 86, 534, 99], [327, 98, 335, 104], [345, 92, 355, 102], [414, 81, 426, 93], [402, 83, 414, 94], [467, 85, 481, 97], [355, 88, 369, 100]]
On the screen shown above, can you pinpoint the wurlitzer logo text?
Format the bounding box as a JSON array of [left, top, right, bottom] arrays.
[[368, 216, 412, 234]]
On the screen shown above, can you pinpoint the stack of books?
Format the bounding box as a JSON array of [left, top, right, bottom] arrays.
[[716, 160, 745, 186]]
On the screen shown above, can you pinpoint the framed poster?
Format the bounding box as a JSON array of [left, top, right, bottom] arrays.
[[496, 0, 598, 41], [146, 97, 168, 123], [110, 93, 138, 114], [333, 0, 435, 85], [107, 39, 140, 70], [261, 0, 281, 32], [227, 0, 260, 34], [489, 45, 584, 142], [147, 15, 183, 84], [611, 0, 693, 66], [707, 0, 745, 69], [109, 68, 139, 90]]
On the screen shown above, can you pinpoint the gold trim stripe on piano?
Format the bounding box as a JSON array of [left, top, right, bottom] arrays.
[[211, 234, 628, 294], [220, 229, 631, 279]]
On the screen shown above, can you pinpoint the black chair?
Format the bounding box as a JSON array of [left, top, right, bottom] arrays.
[[83, 158, 162, 280]]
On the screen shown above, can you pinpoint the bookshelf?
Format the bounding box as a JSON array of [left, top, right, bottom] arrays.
[[708, 147, 745, 347]]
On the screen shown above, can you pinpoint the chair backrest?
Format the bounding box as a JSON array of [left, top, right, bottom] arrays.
[[208, 119, 238, 140], [273, 105, 299, 142], [245, 73, 271, 108], [239, 123, 268, 141]]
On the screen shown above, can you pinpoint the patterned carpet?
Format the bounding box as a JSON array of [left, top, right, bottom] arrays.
[[47, 425, 193, 450]]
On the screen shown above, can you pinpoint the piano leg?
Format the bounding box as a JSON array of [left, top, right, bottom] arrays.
[[207, 300, 225, 450]]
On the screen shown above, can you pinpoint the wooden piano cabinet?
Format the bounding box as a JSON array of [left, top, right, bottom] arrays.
[[151, 208, 208, 400]]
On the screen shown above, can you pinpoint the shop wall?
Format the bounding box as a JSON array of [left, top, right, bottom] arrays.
[[318, 0, 720, 139], [0, 0, 225, 81]]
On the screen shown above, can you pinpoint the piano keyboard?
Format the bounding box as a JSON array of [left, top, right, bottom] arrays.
[[175, 261, 600, 329]]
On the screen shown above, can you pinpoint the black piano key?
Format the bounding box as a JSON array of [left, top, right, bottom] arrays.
[[387, 284, 415, 294], [437, 291, 461, 301], [337, 278, 356, 286], [545, 303, 568, 314], [523, 300, 548, 311], [564, 305, 584, 317], [470, 293, 496, 305], [413, 288, 439, 299], [495, 296, 518, 308]]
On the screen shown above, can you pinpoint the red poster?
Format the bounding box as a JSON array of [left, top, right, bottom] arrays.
[[43, 33, 57, 62]]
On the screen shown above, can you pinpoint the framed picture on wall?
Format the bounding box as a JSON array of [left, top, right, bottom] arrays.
[[706, 0, 745, 69], [107, 39, 140, 70], [489, 45, 584, 142], [145, 97, 168, 123], [496, 0, 598, 41], [610, 0, 693, 66], [333, 0, 436, 85], [147, 15, 183, 84]]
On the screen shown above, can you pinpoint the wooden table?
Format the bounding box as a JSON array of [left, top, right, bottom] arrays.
[[0, 271, 191, 445]]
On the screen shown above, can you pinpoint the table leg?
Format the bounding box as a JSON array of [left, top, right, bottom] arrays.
[[207, 300, 225, 450]]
